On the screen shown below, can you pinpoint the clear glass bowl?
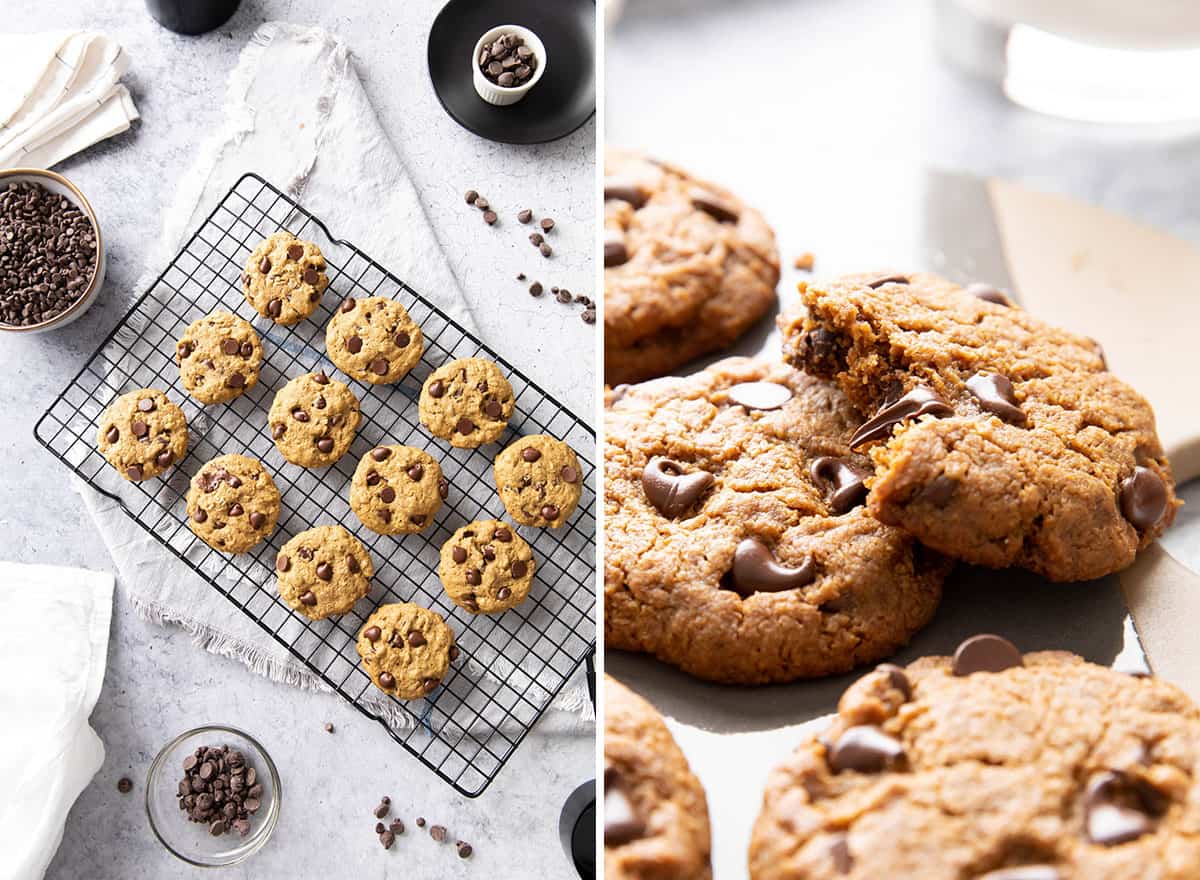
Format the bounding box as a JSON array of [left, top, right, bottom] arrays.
[[145, 725, 281, 867]]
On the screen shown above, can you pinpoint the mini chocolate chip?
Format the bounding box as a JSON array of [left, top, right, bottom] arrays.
[[408, 631, 427, 647], [1120, 467, 1169, 532], [521, 447, 541, 462], [117, 777, 133, 794], [427, 380, 445, 398], [529, 232, 544, 246], [371, 447, 391, 461], [952, 634, 1023, 676], [457, 842, 473, 859], [276, 554, 290, 572], [967, 372, 1026, 425], [518, 208, 533, 223], [300, 591, 317, 606], [851, 385, 953, 448], [827, 725, 905, 773], [726, 537, 815, 596], [483, 210, 497, 225], [641, 457, 714, 518], [465, 190, 478, 204], [540, 218, 555, 232], [364, 626, 381, 642], [690, 188, 739, 223], [346, 335, 362, 354], [810, 456, 870, 514], [727, 381, 792, 411], [375, 822, 386, 834]]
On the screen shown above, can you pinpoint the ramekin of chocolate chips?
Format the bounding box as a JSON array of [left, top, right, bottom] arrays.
[[0, 170, 104, 333], [472, 25, 547, 106], [145, 726, 280, 866]]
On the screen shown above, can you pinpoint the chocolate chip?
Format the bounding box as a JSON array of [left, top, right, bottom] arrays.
[[292, 408, 309, 423], [967, 373, 1026, 425], [540, 218, 554, 232], [867, 274, 909, 289], [918, 474, 958, 507], [126, 465, 143, 480], [394, 331, 410, 348], [641, 457, 714, 518], [561, 466, 579, 484], [416, 817, 426, 827], [828, 834, 853, 874], [482, 546, 496, 561], [521, 447, 541, 462], [156, 451, 174, 468], [303, 268, 320, 285], [240, 342, 253, 358], [604, 231, 629, 268], [379, 672, 396, 689], [227, 503, 244, 517], [375, 821, 386, 834], [276, 554, 290, 572], [340, 298, 356, 313], [690, 188, 739, 223], [259, 257, 271, 273], [726, 537, 815, 596], [727, 381, 792, 411], [457, 842, 473, 858], [556, 288, 571, 303], [541, 504, 560, 521], [221, 338, 240, 356], [875, 663, 913, 700], [422, 678, 439, 693], [105, 426, 119, 443], [286, 243, 304, 260], [1120, 467, 1168, 532], [449, 646, 460, 661], [380, 487, 396, 503], [517, 209, 533, 224], [603, 771, 645, 845], [484, 399, 502, 418], [827, 725, 905, 773], [298, 590, 318, 607], [452, 546, 467, 564], [374, 801, 390, 819], [316, 437, 334, 454], [249, 512, 266, 529], [966, 282, 1012, 307], [225, 372, 245, 389], [266, 298, 282, 318], [427, 380, 445, 398], [851, 385, 954, 448], [438, 478, 449, 499], [529, 281, 544, 297], [430, 824, 447, 842], [495, 528, 512, 542], [465, 190, 478, 204], [131, 419, 148, 438], [390, 819, 404, 834], [343, 335, 363, 356], [117, 777, 133, 793], [456, 417, 475, 434], [272, 424, 286, 440], [466, 568, 481, 586], [315, 562, 333, 581], [810, 456, 870, 514], [364, 626, 381, 642], [539, 242, 552, 258], [510, 561, 527, 578], [371, 447, 391, 461], [193, 508, 208, 523], [483, 210, 498, 225], [529, 232, 544, 246], [952, 634, 1023, 676]]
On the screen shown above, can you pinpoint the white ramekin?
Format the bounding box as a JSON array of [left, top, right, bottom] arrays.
[[0, 167, 106, 335], [472, 25, 548, 107]]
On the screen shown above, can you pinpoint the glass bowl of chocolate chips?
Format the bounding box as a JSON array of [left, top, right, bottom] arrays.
[[0, 168, 105, 334], [472, 24, 547, 106], [146, 725, 281, 867]]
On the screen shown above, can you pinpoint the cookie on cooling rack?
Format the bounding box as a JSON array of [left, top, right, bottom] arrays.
[[242, 231, 330, 325], [493, 434, 583, 528], [326, 296, 424, 384], [356, 602, 458, 699], [186, 454, 280, 553], [276, 525, 373, 620], [438, 519, 535, 614], [175, 310, 263, 405], [95, 388, 188, 482], [267, 371, 361, 467], [349, 444, 446, 535], [418, 357, 516, 448]]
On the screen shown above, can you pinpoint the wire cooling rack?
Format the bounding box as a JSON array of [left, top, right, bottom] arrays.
[[34, 173, 596, 797]]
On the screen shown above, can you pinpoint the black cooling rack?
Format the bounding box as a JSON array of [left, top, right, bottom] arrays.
[[34, 173, 596, 797]]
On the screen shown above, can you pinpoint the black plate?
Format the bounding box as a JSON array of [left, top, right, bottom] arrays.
[[427, 0, 596, 144]]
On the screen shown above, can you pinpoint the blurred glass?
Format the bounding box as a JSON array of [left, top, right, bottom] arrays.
[[935, 0, 1200, 123]]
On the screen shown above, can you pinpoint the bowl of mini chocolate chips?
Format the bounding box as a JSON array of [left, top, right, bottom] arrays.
[[0, 168, 104, 333], [146, 725, 281, 867], [472, 24, 547, 106]]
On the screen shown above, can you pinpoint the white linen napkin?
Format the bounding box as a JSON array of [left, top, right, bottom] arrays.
[[0, 562, 113, 880], [0, 31, 139, 170], [75, 22, 591, 729]]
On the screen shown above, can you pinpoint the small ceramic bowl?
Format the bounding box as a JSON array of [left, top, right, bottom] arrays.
[[0, 167, 105, 334], [472, 24, 548, 106], [145, 725, 281, 868]]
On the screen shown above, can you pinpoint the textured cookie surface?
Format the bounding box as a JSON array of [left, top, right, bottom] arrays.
[[242, 231, 329, 325], [175, 310, 263, 404], [186, 454, 280, 553], [750, 638, 1200, 880], [494, 434, 583, 528], [96, 388, 188, 482], [418, 357, 515, 447], [275, 525, 373, 620], [604, 148, 780, 385], [604, 676, 712, 880], [780, 271, 1178, 581], [267, 371, 361, 467], [356, 602, 457, 699], [438, 519, 535, 614], [326, 295, 424, 384], [605, 357, 948, 684], [349, 445, 445, 535]]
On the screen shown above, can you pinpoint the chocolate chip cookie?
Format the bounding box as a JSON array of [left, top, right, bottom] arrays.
[[604, 148, 780, 385], [349, 445, 445, 535], [418, 357, 515, 448], [438, 520, 535, 614], [356, 602, 458, 699], [605, 676, 712, 880], [750, 635, 1200, 880], [96, 389, 188, 482], [780, 271, 1179, 582], [325, 296, 424, 384], [493, 434, 583, 528], [242, 231, 329, 325], [186, 454, 280, 553], [175, 310, 263, 404], [267, 371, 361, 467], [605, 357, 949, 684], [276, 525, 373, 620]]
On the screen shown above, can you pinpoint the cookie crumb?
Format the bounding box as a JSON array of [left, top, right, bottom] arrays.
[[793, 252, 815, 271]]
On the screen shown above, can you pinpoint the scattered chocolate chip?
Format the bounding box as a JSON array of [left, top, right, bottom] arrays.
[[374, 801, 390, 819], [726, 537, 815, 596], [952, 634, 1023, 676], [727, 381, 792, 411], [1120, 467, 1168, 532], [390, 819, 405, 834], [539, 242, 552, 258], [810, 456, 870, 514], [483, 210, 497, 225], [457, 841, 473, 858], [117, 777, 133, 793], [529, 232, 544, 246], [375, 821, 386, 834], [324, 722, 334, 733], [475, 196, 490, 210], [518, 209, 533, 224], [465, 190, 478, 205], [529, 281, 544, 297], [540, 218, 554, 232], [851, 385, 954, 448], [556, 288, 571, 303], [966, 372, 1026, 425], [582, 308, 596, 324], [641, 457, 714, 518], [379, 830, 395, 849], [416, 817, 426, 827], [430, 824, 447, 841]]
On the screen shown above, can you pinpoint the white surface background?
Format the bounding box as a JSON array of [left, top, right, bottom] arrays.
[[3, 1, 595, 878], [607, 1, 1200, 878]]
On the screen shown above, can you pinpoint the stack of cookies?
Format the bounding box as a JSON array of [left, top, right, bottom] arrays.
[[603, 151, 1186, 879], [95, 230, 585, 702]]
